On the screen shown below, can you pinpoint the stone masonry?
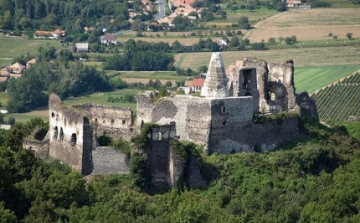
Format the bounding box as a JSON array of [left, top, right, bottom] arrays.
[[24, 53, 318, 181]]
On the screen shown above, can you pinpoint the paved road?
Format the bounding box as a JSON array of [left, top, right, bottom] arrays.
[[155, 0, 166, 21]]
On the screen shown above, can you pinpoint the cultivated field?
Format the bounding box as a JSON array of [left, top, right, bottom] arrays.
[[0, 36, 62, 67], [295, 64, 360, 93], [312, 72, 360, 121], [246, 8, 360, 42], [174, 46, 360, 69]]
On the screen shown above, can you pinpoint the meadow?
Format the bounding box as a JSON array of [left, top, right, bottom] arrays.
[[0, 36, 62, 66], [295, 64, 360, 93], [174, 46, 360, 69]]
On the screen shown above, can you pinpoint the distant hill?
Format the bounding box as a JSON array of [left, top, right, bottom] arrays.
[[312, 72, 360, 121]]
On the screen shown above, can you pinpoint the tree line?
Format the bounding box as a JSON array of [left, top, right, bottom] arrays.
[[1, 117, 360, 222]]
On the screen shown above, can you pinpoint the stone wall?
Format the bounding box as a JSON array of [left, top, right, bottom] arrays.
[[92, 147, 129, 175], [241, 58, 269, 113], [208, 115, 300, 154], [49, 98, 90, 174], [267, 60, 297, 110], [23, 138, 50, 159], [73, 103, 134, 140]]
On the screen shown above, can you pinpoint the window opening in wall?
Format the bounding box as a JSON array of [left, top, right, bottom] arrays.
[[158, 132, 163, 140], [64, 118, 66, 127], [122, 120, 126, 125], [53, 126, 58, 139], [51, 112, 55, 118], [222, 107, 226, 113], [56, 114, 59, 121], [243, 70, 251, 89], [222, 121, 227, 126], [60, 128, 64, 141], [95, 118, 98, 122], [71, 133, 77, 146], [271, 92, 276, 101], [111, 119, 114, 125]]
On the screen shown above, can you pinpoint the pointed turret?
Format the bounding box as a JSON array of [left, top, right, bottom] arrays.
[[201, 52, 229, 98]]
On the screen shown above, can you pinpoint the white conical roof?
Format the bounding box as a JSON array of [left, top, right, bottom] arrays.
[[201, 52, 229, 98]]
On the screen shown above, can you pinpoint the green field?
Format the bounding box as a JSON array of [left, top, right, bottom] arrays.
[[4, 108, 48, 123], [0, 92, 9, 109], [294, 64, 360, 93], [0, 36, 62, 67], [118, 71, 191, 81]]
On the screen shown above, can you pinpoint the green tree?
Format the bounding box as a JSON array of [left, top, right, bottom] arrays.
[[237, 16, 250, 29], [268, 37, 276, 45], [229, 36, 240, 48], [346, 32, 353, 39]]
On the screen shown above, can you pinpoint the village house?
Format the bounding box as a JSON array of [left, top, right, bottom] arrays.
[[191, 78, 205, 92], [34, 29, 66, 39], [76, 43, 89, 52], [158, 0, 202, 25], [100, 35, 117, 45], [286, 0, 301, 7]]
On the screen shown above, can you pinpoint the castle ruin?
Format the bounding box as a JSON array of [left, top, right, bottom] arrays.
[[23, 53, 318, 184]]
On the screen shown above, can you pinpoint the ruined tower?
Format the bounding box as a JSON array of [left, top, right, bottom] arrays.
[[201, 52, 229, 98]]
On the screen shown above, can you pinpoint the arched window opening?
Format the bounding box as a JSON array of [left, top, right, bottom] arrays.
[[51, 112, 55, 118], [71, 133, 77, 146]]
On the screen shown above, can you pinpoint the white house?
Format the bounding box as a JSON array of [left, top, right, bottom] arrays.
[[100, 35, 117, 45]]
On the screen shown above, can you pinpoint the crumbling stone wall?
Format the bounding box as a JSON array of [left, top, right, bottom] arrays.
[[73, 103, 134, 140], [92, 147, 129, 175], [23, 138, 50, 159], [241, 58, 269, 113], [208, 115, 300, 154], [48, 94, 93, 175], [267, 60, 297, 110], [143, 123, 205, 188]]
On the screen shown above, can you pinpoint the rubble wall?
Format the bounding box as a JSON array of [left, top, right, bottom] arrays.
[[92, 147, 129, 175]]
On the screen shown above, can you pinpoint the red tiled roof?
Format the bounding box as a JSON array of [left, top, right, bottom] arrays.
[[101, 35, 116, 41], [0, 76, 8, 82], [172, 0, 195, 7], [191, 78, 205, 87]]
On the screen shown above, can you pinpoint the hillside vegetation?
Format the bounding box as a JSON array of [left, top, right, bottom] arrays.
[[1, 118, 360, 222], [312, 72, 360, 121]]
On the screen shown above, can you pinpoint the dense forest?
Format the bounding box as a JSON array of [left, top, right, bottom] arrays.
[[0, 0, 131, 33], [1, 117, 360, 222]]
